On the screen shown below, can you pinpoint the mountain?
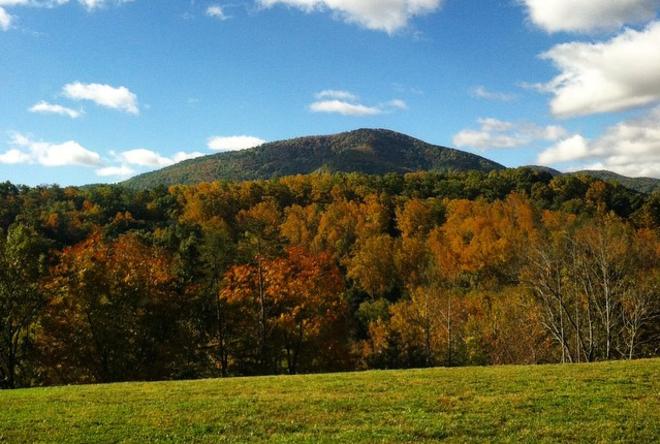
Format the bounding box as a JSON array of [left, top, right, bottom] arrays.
[[123, 129, 659, 194], [123, 129, 505, 189], [570, 170, 660, 194], [521, 165, 562, 177], [521, 166, 659, 194]]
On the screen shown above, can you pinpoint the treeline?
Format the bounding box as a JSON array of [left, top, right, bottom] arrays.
[[1, 169, 658, 388]]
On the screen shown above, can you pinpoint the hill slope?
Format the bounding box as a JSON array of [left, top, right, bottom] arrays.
[[124, 129, 505, 189], [1, 359, 657, 443], [519, 166, 659, 194], [573, 170, 660, 194]]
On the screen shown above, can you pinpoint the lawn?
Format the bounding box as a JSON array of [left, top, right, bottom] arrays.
[[1, 359, 658, 443]]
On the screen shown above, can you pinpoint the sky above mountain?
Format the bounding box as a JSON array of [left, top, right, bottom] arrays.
[[1, 0, 659, 185]]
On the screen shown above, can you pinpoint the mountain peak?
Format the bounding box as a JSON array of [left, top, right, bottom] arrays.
[[123, 129, 505, 189]]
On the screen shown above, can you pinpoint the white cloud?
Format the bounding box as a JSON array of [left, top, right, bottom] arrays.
[[0, 133, 203, 178], [538, 135, 591, 164], [96, 165, 135, 177], [470, 85, 516, 102], [115, 148, 205, 167], [521, 0, 660, 33], [206, 5, 228, 20], [0, 149, 31, 164], [97, 148, 205, 178], [118, 148, 174, 168], [62, 82, 139, 114], [0, 133, 101, 167], [29, 101, 82, 118], [315, 90, 358, 101], [538, 21, 660, 117], [309, 90, 407, 116], [78, 0, 134, 11], [258, 0, 444, 33], [172, 151, 205, 162], [538, 107, 660, 178], [207, 135, 267, 152], [0, 7, 12, 31], [453, 118, 567, 149], [310, 100, 382, 116]]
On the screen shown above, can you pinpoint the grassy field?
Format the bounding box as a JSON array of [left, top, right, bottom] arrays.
[[1, 359, 658, 443]]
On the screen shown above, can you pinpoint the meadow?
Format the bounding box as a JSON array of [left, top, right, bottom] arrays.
[[1, 359, 658, 443]]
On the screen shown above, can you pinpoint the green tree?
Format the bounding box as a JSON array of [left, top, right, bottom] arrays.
[[0, 224, 49, 388]]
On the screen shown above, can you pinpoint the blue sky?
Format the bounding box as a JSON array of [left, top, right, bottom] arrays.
[[1, 0, 659, 185]]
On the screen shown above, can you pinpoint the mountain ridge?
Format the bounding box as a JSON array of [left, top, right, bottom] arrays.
[[123, 129, 659, 194], [123, 129, 504, 189], [521, 166, 660, 194]]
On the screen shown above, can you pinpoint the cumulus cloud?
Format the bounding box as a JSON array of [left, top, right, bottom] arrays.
[[118, 148, 174, 168], [309, 90, 407, 116], [538, 135, 591, 164], [0, 7, 12, 31], [258, 0, 444, 33], [521, 0, 660, 33], [207, 135, 266, 152], [470, 85, 516, 102], [96, 165, 135, 177], [538, 107, 660, 178], [29, 101, 82, 118], [0, 133, 101, 167], [535, 22, 660, 118], [114, 148, 205, 167], [453, 118, 567, 149], [0, 149, 31, 164], [62, 82, 140, 114], [0, 131, 202, 179], [206, 4, 228, 20], [96, 148, 205, 178], [310, 100, 382, 116]]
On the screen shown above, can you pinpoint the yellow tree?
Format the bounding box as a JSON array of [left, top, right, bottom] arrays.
[[347, 234, 396, 300]]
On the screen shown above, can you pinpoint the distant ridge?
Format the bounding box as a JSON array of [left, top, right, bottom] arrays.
[[521, 166, 659, 194], [123, 129, 505, 189], [122, 128, 659, 194], [570, 170, 659, 194]]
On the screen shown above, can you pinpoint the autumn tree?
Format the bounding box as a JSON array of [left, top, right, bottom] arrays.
[[389, 286, 459, 367], [265, 248, 347, 373], [0, 225, 49, 388], [523, 213, 659, 362], [41, 233, 182, 384], [235, 201, 282, 369], [221, 248, 347, 375], [347, 234, 397, 300]]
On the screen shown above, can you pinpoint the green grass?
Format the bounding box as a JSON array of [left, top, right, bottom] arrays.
[[1, 359, 658, 443]]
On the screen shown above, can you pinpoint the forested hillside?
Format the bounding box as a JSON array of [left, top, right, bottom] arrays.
[[124, 129, 504, 189], [1, 168, 659, 388], [574, 170, 660, 194], [121, 129, 660, 195]]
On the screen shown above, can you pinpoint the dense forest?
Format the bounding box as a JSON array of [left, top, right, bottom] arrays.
[[1, 168, 659, 388]]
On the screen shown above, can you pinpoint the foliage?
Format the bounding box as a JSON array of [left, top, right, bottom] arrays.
[[0, 169, 657, 387]]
